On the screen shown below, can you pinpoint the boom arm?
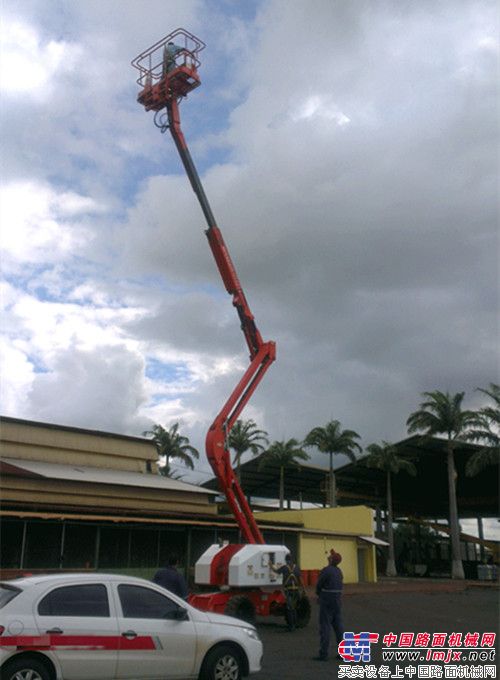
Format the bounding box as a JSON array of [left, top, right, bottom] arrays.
[[166, 98, 275, 544], [132, 31, 275, 543]]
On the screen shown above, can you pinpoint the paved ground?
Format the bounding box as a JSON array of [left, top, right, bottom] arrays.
[[253, 581, 499, 680]]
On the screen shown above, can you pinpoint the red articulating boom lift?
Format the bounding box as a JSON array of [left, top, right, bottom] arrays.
[[132, 29, 310, 627]]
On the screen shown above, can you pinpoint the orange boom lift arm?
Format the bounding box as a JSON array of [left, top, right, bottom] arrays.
[[132, 29, 274, 544]]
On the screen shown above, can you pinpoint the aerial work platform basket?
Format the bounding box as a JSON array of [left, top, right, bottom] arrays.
[[131, 28, 205, 111]]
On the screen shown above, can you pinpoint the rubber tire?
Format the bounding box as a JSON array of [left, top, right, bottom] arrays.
[[199, 644, 242, 680], [295, 593, 311, 628], [224, 595, 256, 625], [1, 656, 52, 680]]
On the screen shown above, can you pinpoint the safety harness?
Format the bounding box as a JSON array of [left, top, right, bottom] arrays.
[[283, 564, 299, 591]]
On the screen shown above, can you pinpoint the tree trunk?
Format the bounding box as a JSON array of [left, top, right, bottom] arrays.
[[447, 442, 465, 579], [386, 470, 397, 577], [279, 466, 284, 510], [477, 516, 485, 563], [329, 452, 337, 507]]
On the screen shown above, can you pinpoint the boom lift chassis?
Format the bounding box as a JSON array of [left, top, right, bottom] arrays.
[[133, 29, 310, 627]]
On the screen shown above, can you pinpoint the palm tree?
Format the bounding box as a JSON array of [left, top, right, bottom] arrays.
[[143, 423, 199, 477], [465, 383, 500, 476], [157, 464, 186, 480], [227, 419, 268, 483], [406, 391, 476, 579], [361, 441, 416, 577], [258, 439, 310, 509], [304, 420, 361, 507]]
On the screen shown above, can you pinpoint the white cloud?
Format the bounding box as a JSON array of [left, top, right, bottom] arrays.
[[291, 95, 351, 126], [27, 344, 147, 434], [0, 337, 35, 415], [0, 18, 81, 99], [0, 181, 100, 270]]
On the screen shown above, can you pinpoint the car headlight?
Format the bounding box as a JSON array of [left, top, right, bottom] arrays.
[[243, 627, 261, 642]]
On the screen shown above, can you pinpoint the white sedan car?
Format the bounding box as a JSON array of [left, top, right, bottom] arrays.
[[0, 573, 262, 680]]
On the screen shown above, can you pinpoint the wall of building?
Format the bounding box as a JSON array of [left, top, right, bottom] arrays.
[[0, 417, 216, 517], [258, 506, 373, 534], [0, 418, 157, 473], [1, 476, 217, 516], [255, 506, 377, 583]]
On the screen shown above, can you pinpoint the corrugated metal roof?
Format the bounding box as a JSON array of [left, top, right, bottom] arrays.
[[359, 535, 390, 547], [205, 436, 498, 517], [0, 458, 217, 496]]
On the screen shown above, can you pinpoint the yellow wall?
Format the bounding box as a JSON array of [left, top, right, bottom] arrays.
[[299, 535, 360, 580], [258, 506, 373, 534], [256, 506, 377, 584]]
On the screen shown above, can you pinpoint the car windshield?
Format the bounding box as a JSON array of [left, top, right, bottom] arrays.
[[0, 583, 21, 608]]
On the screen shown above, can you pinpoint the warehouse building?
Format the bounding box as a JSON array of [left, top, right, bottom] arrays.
[[0, 416, 380, 583]]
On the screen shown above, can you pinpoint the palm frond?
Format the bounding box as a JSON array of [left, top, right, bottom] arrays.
[[304, 420, 361, 458], [259, 438, 310, 470], [466, 448, 500, 476], [143, 421, 199, 471], [362, 441, 416, 476], [407, 390, 476, 441]]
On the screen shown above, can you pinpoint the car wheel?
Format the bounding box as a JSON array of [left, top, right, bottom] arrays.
[[200, 644, 242, 680], [224, 595, 256, 624], [1, 656, 52, 680]]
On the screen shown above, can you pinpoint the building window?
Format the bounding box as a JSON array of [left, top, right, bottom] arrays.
[[130, 528, 158, 567], [159, 528, 187, 567], [63, 524, 98, 569], [98, 526, 130, 568], [191, 528, 219, 564], [24, 522, 62, 568], [0, 520, 24, 568]]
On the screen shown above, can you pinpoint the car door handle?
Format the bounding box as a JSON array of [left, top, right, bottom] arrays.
[[46, 628, 63, 634], [122, 630, 137, 639]]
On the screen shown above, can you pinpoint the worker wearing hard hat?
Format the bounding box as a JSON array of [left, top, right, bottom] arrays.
[[313, 549, 344, 661]]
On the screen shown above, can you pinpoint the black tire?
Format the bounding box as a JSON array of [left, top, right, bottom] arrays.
[[1, 656, 52, 680], [199, 644, 243, 680], [295, 593, 311, 628], [224, 595, 256, 625]]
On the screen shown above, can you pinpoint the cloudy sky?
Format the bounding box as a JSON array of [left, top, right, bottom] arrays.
[[1, 1, 498, 531]]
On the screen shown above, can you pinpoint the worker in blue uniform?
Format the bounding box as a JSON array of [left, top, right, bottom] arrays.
[[153, 553, 189, 599], [313, 549, 344, 661]]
